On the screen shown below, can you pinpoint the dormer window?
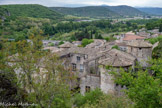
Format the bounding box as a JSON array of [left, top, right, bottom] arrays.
[[72, 63, 76, 71]]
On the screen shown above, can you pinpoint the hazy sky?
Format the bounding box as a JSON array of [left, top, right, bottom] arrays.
[[0, 0, 162, 7]]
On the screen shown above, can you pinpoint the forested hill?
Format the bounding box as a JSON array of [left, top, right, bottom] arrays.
[[50, 6, 120, 18], [137, 7, 162, 15], [0, 7, 9, 16], [50, 5, 145, 18], [1, 4, 64, 20], [107, 5, 146, 16]]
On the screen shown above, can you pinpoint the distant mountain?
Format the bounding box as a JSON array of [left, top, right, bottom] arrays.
[[1, 4, 63, 20], [50, 5, 146, 18], [107, 5, 146, 16], [50, 6, 120, 18], [137, 7, 162, 15]]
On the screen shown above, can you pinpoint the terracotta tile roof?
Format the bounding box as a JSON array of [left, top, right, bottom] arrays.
[[123, 34, 145, 41]]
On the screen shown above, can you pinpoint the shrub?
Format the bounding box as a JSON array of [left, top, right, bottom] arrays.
[[112, 45, 119, 50], [59, 41, 64, 45], [74, 88, 103, 107], [81, 39, 94, 47]]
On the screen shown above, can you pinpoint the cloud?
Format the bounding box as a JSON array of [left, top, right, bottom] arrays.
[[0, 0, 162, 7]]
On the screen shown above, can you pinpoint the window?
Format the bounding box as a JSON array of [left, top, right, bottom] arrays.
[[77, 56, 81, 62], [72, 63, 76, 71], [80, 64, 84, 72], [86, 86, 90, 92]]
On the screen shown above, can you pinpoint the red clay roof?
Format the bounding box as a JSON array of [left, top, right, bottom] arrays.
[[123, 34, 145, 41]]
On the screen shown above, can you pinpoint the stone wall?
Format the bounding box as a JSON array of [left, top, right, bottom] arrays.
[[80, 75, 100, 94], [127, 46, 152, 67], [100, 66, 115, 94]]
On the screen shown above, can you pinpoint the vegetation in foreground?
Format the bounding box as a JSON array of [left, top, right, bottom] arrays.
[[0, 29, 162, 107]]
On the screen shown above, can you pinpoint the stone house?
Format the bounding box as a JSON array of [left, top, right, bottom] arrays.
[[126, 40, 153, 67], [57, 46, 137, 94], [98, 49, 136, 94], [49, 40, 153, 94], [123, 34, 145, 41], [59, 42, 76, 50]]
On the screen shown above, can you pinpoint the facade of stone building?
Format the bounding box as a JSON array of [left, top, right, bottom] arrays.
[[98, 49, 136, 94], [127, 40, 152, 67], [56, 39, 153, 95], [57, 46, 137, 94]]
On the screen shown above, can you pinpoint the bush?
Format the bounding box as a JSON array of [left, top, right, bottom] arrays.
[[81, 39, 94, 47], [73, 89, 133, 108], [59, 41, 64, 45], [82, 94, 134, 108], [147, 35, 162, 44], [74, 88, 103, 107], [112, 45, 119, 50], [48, 43, 54, 46], [104, 36, 117, 42]]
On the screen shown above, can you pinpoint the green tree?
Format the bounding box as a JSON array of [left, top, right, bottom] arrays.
[[0, 41, 27, 104], [74, 89, 133, 108], [152, 40, 162, 59], [159, 24, 162, 32], [111, 66, 162, 108]]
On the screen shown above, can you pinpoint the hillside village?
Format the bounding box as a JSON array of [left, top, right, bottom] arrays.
[[1, 2, 162, 107], [41, 30, 158, 94]]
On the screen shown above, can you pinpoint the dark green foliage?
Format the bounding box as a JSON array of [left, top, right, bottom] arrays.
[[59, 41, 64, 45], [111, 63, 162, 108], [0, 42, 27, 104], [0, 42, 2, 50], [15, 34, 26, 42], [74, 29, 91, 41], [1, 4, 63, 20], [0, 7, 9, 16], [159, 24, 162, 32], [0, 69, 26, 104], [43, 24, 55, 35], [152, 40, 162, 59], [147, 35, 162, 44], [74, 88, 103, 107], [95, 32, 103, 39], [146, 19, 162, 30]]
